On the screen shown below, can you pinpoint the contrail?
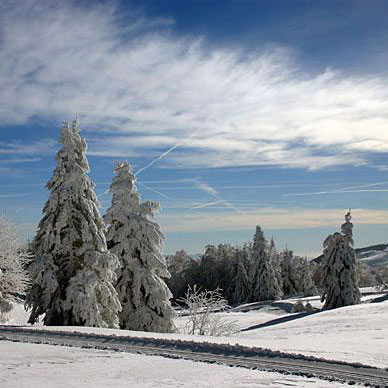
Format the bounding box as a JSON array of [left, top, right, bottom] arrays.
[[190, 199, 226, 210], [138, 181, 173, 200], [283, 189, 388, 197], [97, 188, 110, 198], [134, 143, 181, 177]]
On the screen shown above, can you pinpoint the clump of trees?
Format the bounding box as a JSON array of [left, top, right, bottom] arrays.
[[25, 120, 174, 332], [167, 225, 317, 305]]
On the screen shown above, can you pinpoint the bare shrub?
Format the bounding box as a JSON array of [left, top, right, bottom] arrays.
[[178, 285, 239, 336]]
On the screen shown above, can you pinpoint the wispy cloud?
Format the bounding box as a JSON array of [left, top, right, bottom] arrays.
[[194, 180, 219, 197], [1, 1, 388, 170], [0, 194, 28, 198], [158, 207, 388, 233], [0, 140, 56, 155]]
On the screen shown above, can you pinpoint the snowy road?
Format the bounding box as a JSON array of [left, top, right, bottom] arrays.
[[1, 326, 388, 387]]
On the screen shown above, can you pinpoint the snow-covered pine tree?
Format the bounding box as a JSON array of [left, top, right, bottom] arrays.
[[197, 245, 219, 291], [269, 237, 283, 293], [167, 249, 192, 301], [25, 120, 121, 328], [280, 249, 298, 296], [104, 161, 175, 333], [294, 257, 317, 297], [248, 226, 282, 302], [226, 246, 250, 304], [320, 211, 361, 310], [0, 216, 29, 305]]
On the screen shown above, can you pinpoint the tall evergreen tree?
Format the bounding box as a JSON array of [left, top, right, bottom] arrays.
[[321, 211, 361, 310], [280, 249, 298, 296], [25, 120, 121, 327], [248, 226, 282, 302], [167, 249, 192, 302], [226, 246, 250, 304], [104, 161, 175, 333], [294, 257, 317, 296], [269, 237, 283, 293]]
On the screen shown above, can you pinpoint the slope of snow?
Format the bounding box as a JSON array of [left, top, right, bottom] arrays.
[[0, 341, 344, 388], [2, 291, 387, 369], [358, 247, 388, 267]]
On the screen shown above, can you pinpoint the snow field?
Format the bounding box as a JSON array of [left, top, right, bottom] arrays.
[[4, 290, 388, 368], [0, 341, 348, 388]]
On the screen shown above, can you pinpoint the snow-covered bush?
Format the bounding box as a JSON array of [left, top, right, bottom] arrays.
[[291, 300, 306, 313], [0, 216, 29, 305], [0, 297, 13, 323], [179, 285, 238, 336], [375, 266, 388, 290], [356, 261, 376, 287], [25, 120, 121, 327], [291, 300, 317, 313], [320, 211, 361, 310], [104, 161, 175, 333], [248, 226, 282, 302]]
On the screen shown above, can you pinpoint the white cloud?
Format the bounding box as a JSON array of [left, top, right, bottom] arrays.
[[1, 1, 388, 169]]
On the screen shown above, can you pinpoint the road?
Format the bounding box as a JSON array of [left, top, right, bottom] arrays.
[[1, 326, 388, 387]]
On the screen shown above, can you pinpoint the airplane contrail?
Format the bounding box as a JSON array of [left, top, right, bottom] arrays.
[[190, 199, 226, 210], [137, 181, 173, 200], [134, 143, 181, 177], [97, 188, 110, 198], [283, 189, 388, 197]]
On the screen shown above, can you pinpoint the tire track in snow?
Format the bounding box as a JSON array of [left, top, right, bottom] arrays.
[[1, 326, 388, 387]]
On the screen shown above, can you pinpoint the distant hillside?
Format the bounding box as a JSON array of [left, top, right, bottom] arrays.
[[314, 243, 388, 267]]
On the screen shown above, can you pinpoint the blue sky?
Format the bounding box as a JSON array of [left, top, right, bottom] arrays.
[[1, 0, 388, 256]]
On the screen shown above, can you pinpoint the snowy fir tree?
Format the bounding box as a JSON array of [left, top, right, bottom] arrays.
[[320, 211, 361, 310], [197, 245, 219, 292], [248, 226, 282, 302], [167, 249, 192, 302], [104, 161, 175, 333], [25, 120, 121, 327], [226, 247, 250, 304], [0, 216, 29, 304], [280, 249, 299, 296], [269, 237, 283, 292], [294, 257, 317, 297]]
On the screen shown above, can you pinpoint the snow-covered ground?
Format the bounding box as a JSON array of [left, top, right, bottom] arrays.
[[1, 289, 387, 386], [0, 341, 346, 388]]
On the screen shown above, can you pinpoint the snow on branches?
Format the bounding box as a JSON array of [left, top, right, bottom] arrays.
[[248, 226, 282, 302], [25, 120, 121, 327], [105, 161, 175, 333], [321, 211, 361, 310]]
